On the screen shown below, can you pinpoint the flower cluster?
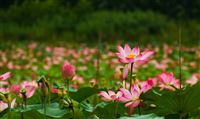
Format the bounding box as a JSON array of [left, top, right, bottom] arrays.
[[99, 44, 188, 115], [0, 42, 199, 118]]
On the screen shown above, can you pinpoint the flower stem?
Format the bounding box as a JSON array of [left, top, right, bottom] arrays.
[[178, 26, 183, 119], [129, 63, 134, 90], [43, 96, 47, 119], [20, 102, 24, 119], [115, 101, 119, 118], [138, 106, 141, 115], [8, 102, 11, 119], [66, 79, 70, 92]]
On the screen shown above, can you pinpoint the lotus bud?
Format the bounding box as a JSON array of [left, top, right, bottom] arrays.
[[61, 61, 75, 79]]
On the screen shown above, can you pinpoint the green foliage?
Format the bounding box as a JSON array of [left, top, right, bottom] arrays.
[[142, 83, 200, 118], [0, 0, 199, 45], [119, 113, 164, 119], [69, 86, 99, 102]]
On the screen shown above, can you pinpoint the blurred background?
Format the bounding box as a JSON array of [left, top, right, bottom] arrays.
[[0, 0, 199, 45]]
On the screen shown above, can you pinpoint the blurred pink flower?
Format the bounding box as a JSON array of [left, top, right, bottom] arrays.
[[90, 79, 98, 86], [83, 48, 90, 55], [163, 44, 172, 57], [72, 75, 84, 84], [150, 60, 168, 71], [53, 47, 66, 57], [0, 81, 9, 85], [45, 46, 52, 52], [99, 90, 122, 102], [0, 72, 11, 81], [122, 65, 129, 80], [51, 88, 59, 93], [0, 88, 9, 93], [61, 61, 76, 79], [140, 78, 157, 93], [21, 80, 37, 98], [28, 42, 37, 50], [70, 84, 79, 90], [189, 62, 197, 69], [10, 84, 21, 94], [186, 73, 200, 86], [0, 99, 16, 111], [114, 66, 123, 80], [11, 80, 37, 98], [157, 72, 180, 91]]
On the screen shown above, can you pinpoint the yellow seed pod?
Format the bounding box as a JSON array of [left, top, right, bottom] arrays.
[[57, 89, 67, 97]]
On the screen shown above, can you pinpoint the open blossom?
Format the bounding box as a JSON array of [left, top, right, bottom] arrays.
[[119, 84, 142, 114], [186, 73, 200, 86], [116, 44, 154, 64], [0, 72, 11, 81], [61, 61, 76, 79], [116, 44, 154, 79], [0, 99, 16, 111], [157, 72, 180, 91], [11, 80, 38, 98], [99, 90, 122, 102], [72, 75, 84, 84], [140, 78, 157, 93]]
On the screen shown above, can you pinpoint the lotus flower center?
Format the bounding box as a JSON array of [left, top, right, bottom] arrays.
[[127, 54, 136, 59]]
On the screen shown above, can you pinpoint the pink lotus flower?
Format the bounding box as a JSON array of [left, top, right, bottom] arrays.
[[140, 78, 157, 93], [70, 84, 79, 90], [116, 44, 154, 79], [119, 84, 142, 114], [186, 73, 200, 86], [10, 84, 21, 94], [99, 90, 122, 102], [0, 81, 9, 86], [0, 99, 16, 111], [157, 72, 180, 91], [116, 44, 154, 64], [90, 79, 98, 86], [72, 75, 84, 84], [28, 42, 37, 50], [61, 61, 76, 79], [0, 88, 9, 93], [0, 72, 11, 81], [11, 80, 37, 98], [20, 80, 37, 98], [51, 88, 59, 93]]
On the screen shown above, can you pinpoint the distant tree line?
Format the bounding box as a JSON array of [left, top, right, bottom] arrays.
[[0, 0, 199, 45], [0, 0, 199, 20]]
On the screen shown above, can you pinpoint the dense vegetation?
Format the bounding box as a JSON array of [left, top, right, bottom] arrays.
[[0, 42, 199, 118], [0, 0, 199, 45]]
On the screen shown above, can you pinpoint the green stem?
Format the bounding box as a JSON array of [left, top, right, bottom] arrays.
[[21, 112, 24, 119], [138, 106, 141, 115], [8, 102, 11, 119], [67, 79, 70, 92], [129, 63, 134, 90], [66, 79, 75, 119], [21, 102, 24, 119], [43, 96, 47, 119], [178, 26, 183, 118], [71, 103, 75, 119], [115, 101, 119, 118]]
